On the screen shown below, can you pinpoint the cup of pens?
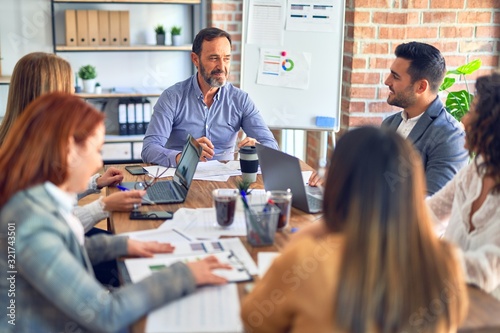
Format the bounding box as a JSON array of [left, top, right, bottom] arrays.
[[243, 203, 280, 247]]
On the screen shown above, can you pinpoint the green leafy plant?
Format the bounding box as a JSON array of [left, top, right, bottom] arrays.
[[95, 82, 101, 87], [154, 24, 165, 35], [77, 65, 97, 80], [236, 179, 253, 195], [439, 59, 481, 122], [170, 26, 182, 36]]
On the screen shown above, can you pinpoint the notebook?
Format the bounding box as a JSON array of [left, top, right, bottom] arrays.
[[256, 144, 323, 213], [121, 134, 202, 204]]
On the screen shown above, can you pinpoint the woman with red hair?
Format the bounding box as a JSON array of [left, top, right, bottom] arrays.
[[0, 92, 229, 333]]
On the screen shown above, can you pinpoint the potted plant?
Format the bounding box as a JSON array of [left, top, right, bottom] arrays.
[[236, 179, 253, 196], [171, 26, 182, 46], [154, 24, 166, 45], [439, 59, 482, 122], [78, 65, 97, 93], [94, 82, 102, 94]]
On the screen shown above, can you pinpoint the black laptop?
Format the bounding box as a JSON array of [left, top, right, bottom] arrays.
[[121, 134, 202, 204], [256, 144, 323, 213]]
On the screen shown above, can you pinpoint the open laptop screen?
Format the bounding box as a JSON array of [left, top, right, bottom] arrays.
[[174, 134, 202, 190]]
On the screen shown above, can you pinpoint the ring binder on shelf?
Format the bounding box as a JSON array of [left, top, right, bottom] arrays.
[[127, 100, 136, 135], [118, 101, 128, 136]]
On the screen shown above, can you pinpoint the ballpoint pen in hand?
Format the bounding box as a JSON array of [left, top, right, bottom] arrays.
[[116, 185, 156, 205]]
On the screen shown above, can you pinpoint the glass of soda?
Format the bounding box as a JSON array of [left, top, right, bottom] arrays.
[[266, 190, 292, 230], [212, 189, 239, 227]]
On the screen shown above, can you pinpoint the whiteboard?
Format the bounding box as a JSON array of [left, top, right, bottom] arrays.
[[241, 0, 345, 131]]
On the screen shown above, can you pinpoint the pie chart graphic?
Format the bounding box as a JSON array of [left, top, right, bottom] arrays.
[[281, 59, 294, 72]]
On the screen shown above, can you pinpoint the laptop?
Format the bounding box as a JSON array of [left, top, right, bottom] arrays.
[[256, 144, 323, 214], [121, 134, 202, 204]]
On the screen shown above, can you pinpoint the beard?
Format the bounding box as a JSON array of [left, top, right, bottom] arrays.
[[387, 85, 417, 109], [199, 61, 228, 88]]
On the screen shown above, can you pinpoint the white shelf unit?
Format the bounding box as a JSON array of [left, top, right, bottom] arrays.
[[50, 0, 205, 163]]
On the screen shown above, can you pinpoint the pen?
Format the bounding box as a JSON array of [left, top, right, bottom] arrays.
[[116, 185, 156, 205]]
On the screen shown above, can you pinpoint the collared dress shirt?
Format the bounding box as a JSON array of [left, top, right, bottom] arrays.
[[382, 97, 468, 195], [142, 74, 279, 167], [396, 111, 424, 138]]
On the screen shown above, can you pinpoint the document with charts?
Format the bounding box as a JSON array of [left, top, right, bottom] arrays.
[[124, 252, 247, 332], [124, 231, 258, 276], [124, 251, 253, 283]]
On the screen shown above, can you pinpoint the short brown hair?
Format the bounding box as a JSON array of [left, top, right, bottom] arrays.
[[191, 27, 231, 56]]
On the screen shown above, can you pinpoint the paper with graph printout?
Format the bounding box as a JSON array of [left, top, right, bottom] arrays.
[[124, 251, 252, 284], [124, 252, 246, 332], [124, 231, 258, 276]]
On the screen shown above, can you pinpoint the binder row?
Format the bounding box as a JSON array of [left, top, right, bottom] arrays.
[[119, 98, 152, 136], [65, 10, 130, 47]]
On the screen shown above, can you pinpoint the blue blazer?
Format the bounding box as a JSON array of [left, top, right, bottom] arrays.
[[0, 184, 196, 333], [382, 97, 468, 195]]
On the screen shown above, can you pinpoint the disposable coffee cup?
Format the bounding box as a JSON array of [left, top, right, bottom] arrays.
[[239, 146, 258, 183]]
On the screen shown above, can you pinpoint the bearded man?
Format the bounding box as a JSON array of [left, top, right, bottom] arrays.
[[142, 27, 278, 167]]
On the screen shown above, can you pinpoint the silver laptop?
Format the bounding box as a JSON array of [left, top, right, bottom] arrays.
[[121, 134, 202, 204], [256, 144, 323, 213]]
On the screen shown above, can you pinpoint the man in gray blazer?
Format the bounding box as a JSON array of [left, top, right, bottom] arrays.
[[382, 42, 468, 195]]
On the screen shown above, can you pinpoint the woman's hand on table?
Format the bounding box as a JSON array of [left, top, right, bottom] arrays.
[[97, 167, 124, 188], [102, 190, 146, 212], [308, 171, 323, 187], [127, 239, 175, 257], [187, 256, 232, 286]]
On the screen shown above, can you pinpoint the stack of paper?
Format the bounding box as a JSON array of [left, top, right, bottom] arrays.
[[123, 229, 253, 333], [146, 283, 243, 333]]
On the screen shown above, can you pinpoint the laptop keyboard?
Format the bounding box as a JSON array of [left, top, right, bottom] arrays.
[[305, 186, 323, 212], [306, 194, 322, 212], [147, 182, 179, 202]]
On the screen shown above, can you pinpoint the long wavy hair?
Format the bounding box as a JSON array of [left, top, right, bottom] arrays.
[[0, 93, 104, 206], [466, 71, 500, 193], [0, 52, 73, 145], [323, 127, 467, 333]]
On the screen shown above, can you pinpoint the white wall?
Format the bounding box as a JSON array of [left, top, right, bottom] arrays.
[[0, 0, 195, 117]]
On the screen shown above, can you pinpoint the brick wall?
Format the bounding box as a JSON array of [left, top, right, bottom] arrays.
[[343, 0, 500, 129], [208, 0, 500, 168], [207, 0, 243, 85]]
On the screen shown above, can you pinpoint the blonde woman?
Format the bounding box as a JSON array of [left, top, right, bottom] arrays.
[[241, 127, 467, 333], [0, 52, 146, 286], [0, 52, 144, 230]]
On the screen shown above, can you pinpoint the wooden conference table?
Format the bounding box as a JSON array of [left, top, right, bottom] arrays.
[[106, 163, 500, 333]]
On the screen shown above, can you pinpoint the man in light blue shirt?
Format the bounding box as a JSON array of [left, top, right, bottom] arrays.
[[142, 27, 278, 167]]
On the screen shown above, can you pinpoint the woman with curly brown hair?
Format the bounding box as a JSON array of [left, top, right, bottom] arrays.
[[428, 71, 500, 300]]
